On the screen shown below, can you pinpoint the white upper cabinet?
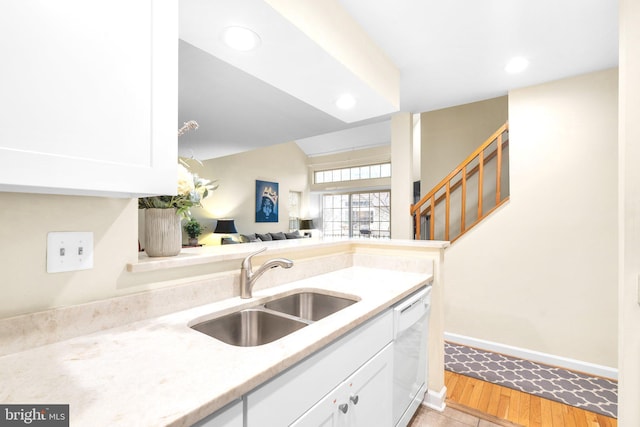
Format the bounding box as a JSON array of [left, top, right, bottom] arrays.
[[0, 0, 178, 197]]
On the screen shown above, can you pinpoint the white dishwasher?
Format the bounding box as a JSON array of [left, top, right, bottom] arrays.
[[392, 284, 432, 427]]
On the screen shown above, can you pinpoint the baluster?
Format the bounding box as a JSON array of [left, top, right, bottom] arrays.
[[461, 165, 467, 234], [477, 151, 484, 218], [496, 133, 503, 204], [445, 180, 451, 241]]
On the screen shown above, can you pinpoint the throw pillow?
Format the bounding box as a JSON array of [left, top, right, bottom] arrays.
[[269, 232, 286, 240], [256, 233, 272, 241], [240, 234, 259, 243]]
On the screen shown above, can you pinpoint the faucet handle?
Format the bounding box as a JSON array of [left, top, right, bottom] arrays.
[[241, 247, 267, 270]]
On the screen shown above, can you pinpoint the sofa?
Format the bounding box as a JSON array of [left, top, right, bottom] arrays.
[[221, 231, 304, 245]]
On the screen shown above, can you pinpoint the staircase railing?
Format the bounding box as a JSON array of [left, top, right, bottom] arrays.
[[411, 122, 509, 242]]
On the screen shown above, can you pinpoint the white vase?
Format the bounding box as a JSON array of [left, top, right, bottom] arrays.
[[144, 208, 181, 257]]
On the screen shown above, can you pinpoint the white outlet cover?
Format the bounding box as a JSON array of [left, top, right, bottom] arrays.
[[47, 232, 94, 273]]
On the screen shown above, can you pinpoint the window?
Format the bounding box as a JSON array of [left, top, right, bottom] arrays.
[[288, 191, 301, 230], [314, 163, 391, 184], [322, 191, 391, 239]]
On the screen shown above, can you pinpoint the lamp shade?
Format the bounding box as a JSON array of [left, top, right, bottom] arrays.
[[299, 219, 315, 230], [214, 219, 237, 233]]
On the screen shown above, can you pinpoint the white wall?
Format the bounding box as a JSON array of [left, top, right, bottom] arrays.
[[618, 0, 640, 423], [444, 69, 619, 367]]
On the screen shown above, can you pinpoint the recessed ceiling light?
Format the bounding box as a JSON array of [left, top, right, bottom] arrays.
[[222, 26, 261, 52], [336, 94, 356, 110], [505, 56, 529, 74]]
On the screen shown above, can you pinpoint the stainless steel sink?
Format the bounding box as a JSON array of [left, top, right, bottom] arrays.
[[191, 309, 308, 347], [190, 291, 358, 347], [264, 292, 357, 321]]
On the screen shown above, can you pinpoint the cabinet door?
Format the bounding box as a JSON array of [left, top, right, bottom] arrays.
[[0, 0, 177, 197], [290, 385, 348, 427], [345, 343, 393, 427], [245, 311, 393, 427], [292, 344, 394, 427]]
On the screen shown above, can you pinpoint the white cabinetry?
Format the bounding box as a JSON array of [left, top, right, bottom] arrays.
[[191, 400, 243, 427], [0, 0, 178, 197], [291, 344, 393, 427], [246, 310, 394, 426]]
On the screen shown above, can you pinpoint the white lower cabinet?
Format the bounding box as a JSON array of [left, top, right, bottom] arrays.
[[245, 310, 394, 426], [291, 343, 393, 427], [192, 310, 396, 427], [191, 399, 243, 427]]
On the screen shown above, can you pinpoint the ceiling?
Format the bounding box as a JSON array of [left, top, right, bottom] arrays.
[[178, 0, 618, 160]]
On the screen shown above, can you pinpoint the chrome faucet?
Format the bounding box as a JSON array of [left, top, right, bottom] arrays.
[[240, 247, 293, 299]]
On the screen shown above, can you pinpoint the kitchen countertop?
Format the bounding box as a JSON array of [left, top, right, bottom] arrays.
[[0, 265, 432, 426]]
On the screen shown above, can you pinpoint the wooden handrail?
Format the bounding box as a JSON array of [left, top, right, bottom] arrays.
[[427, 139, 509, 208], [411, 122, 509, 215], [411, 122, 509, 241]]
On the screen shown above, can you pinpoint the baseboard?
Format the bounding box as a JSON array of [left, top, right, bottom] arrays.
[[423, 385, 447, 411], [444, 332, 618, 380]]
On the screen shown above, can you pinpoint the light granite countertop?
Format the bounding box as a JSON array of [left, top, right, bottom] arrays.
[[0, 266, 432, 427]]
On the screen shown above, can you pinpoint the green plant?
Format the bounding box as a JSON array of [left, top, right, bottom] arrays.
[[184, 218, 204, 239]]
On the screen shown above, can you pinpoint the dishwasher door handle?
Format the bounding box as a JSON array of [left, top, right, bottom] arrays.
[[394, 287, 431, 336], [400, 298, 423, 314]]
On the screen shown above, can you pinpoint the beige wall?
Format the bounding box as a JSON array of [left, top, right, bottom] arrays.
[[0, 193, 139, 318], [420, 96, 508, 192], [186, 141, 310, 244], [618, 0, 640, 423], [444, 69, 619, 367]]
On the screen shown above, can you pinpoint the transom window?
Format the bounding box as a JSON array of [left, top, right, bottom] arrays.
[[314, 163, 391, 184]]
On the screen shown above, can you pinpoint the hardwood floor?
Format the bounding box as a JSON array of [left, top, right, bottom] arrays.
[[445, 371, 618, 427]]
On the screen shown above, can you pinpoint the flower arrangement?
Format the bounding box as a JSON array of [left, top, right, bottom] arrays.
[[138, 121, 217, 219]]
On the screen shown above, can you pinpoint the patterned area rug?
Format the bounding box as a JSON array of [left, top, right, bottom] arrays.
[[445, 342, 618, 418]]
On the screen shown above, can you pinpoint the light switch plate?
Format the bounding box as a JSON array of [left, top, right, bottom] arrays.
[[47, 232, 94, 273]]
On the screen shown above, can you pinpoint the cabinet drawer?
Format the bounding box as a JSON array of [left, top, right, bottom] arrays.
[[245, 310, 393, 426]]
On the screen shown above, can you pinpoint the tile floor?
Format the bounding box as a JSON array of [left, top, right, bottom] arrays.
[[409, 404, 522, 427]]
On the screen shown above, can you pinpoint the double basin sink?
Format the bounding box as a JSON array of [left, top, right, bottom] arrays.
[[190, 292, 358, 347]]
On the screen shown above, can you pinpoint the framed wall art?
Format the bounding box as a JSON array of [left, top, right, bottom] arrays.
[[255, 180, 279, 223]]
